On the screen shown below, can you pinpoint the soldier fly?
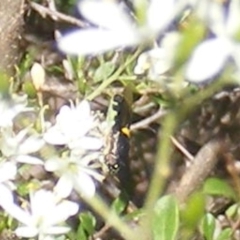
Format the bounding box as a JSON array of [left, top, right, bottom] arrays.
[[104, 92, 133, 194]]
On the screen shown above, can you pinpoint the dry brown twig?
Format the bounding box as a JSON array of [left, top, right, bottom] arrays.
[[28, 1, 88, 28], [130, 107, 167, 131], [171, 136, 194, 163], [173, 139, 224, 204]]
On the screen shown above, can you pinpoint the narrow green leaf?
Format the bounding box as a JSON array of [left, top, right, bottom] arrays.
[[22, 80, 37, 99], [216, 228, 232, 240], [111, 193, 128, 215], [76, 226, 88, 240], [200, 213, 216, 240], [0, 72, 10, 93], [153, 195, 179, 240], [203, 178, 236, 200], [226, 204, 238, 219], [78, 212, 96, 236], [94, 62, 115, 82]]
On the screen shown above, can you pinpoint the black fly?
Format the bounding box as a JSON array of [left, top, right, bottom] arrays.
[[104, 93, 133, 194]]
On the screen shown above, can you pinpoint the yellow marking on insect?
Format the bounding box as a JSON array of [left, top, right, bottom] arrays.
[[121, 127, 130, 138]]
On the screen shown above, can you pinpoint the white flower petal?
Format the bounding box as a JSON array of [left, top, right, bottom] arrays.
[[57, 105, 71, 119], [0, 184, 14, 206], [186, 38, 231, 83], [147, 0, 175, 34], [44, 128, 67, 145], [58, 29, 139, 56], [0, 162, 16, 182], [18, 136, 45, 154], [76, 100, 91, 118], [54, 175, 73, 199], [46, 201, 78, 226], [69, 136, 103, 150], [15, 128, 29, 143], [232, 45, 240, 72], [15, 226, 38, 238], [15, 155, 43, 165], [196, 0, 226, 36], [4, 203, 32, 226], [45, 158, 65, 172], [30, 190, 55, 219], [56, 106, 73, 128], [73, 172, 95, 198], [44, 226, 71, 235], [226, 0, 240, 36], [39, 236, 54, 240], [79, 0, 133, 31], [134, 48, 172, 77]]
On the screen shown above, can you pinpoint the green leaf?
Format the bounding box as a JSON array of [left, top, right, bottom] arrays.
[[203, 178, 236, 200], [0, 72, 10, 93], [22, 80, 37, 98], [181, 192, 205, 230], [153, 195, 179, 240], [111, 193, 128, 215], [94, 62, 115, 82], [226, 203, 238, 219], [78, 211, 96, 238], [200, 213, 216, 240], [76, 227, 88, 240], [216, 228, 232, 240]]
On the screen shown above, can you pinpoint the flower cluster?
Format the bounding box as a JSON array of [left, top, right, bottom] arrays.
[[58, 0, 240, 85], [0, 92, 106, 239], [57, 0, 178, 56]]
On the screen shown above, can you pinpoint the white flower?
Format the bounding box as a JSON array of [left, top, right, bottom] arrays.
[[0, 127, 44, 165], [134, 31, 181, 80], [0, 127, 44, 211], [0, 126, 44, 211], [0, 93, 31, 128], [45, 152, 104, 198], [1, 189, 78, 240], [0, 161, 17, 210], [44, 100, 103, 151], [57, 0, 180, 56], [186, 0, 240, 83]]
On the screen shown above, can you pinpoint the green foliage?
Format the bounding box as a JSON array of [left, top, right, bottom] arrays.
[[200, 213, 216, 240], [94, 61, 116, 83], [226, 203, 239, 219], [22, 80, 37, 98], [0, 72, 10, 93], [200, 213, 233, 240], [203, 177, 237, 200], [216, 228, 232, 240], [181, 192, 205, 230], [153, 195, 179, 240], [77, 212, 96, 240], [111, 193, 129, 215]]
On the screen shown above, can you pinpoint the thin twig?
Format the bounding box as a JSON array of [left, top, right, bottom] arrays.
[[28, 1, 88, 28], [170, 136, 194, 162], [94, 224, 111, 239], [224, 152, 240, 199], [130, 108, 167, 131]]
